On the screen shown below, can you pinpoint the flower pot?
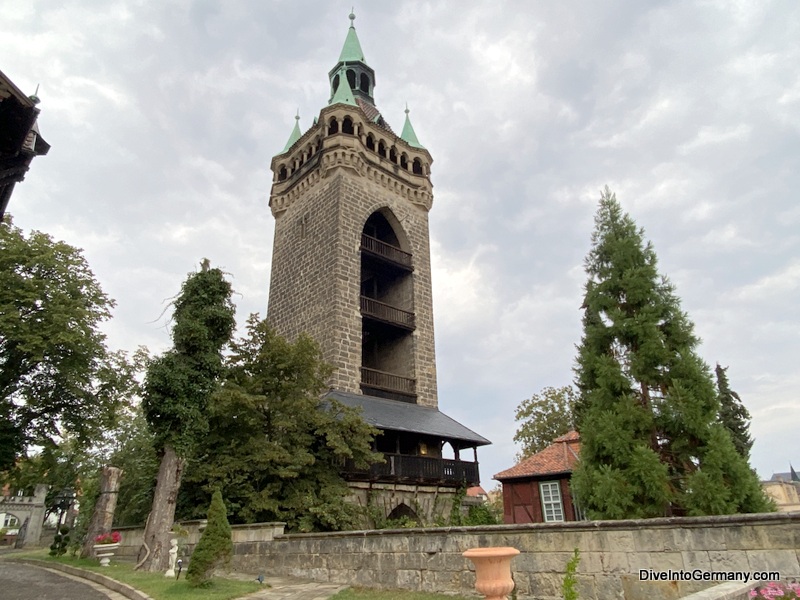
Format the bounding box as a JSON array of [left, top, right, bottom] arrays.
[[462, 546, 520, 600], [94, 542, 120, 567]]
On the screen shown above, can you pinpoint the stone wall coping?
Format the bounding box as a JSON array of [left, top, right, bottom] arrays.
[[271, 510, 800, 541]]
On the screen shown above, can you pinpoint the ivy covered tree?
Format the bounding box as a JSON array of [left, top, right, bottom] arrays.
[[136, 262, 235, 571], [179, 315, 379, 532], [571, 188, 771, 519], [715, 363, 753, 460], [513, 386, 576, 458], [0, 217, 134, 471]]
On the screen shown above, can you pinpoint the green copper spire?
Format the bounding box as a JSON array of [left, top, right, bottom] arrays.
[[330, 68, 357, 106], [281, 111, 302, 153], [400, 105, 425, 149], [339, 11, 366, 63]]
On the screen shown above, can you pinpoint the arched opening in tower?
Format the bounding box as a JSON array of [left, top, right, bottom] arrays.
[[359, 210, 416, 403]]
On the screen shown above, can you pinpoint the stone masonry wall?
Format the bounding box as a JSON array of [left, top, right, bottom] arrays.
[[228, 512, 800, 600]]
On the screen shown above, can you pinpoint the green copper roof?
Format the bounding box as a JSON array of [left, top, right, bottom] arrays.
[[281, 113, 302, 153], [339, 12, 366, 63], [330, 69, 357, 106], [400, 106, 425, 149]]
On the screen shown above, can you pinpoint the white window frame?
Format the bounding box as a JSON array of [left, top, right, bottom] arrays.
[[539, 480, 565, 522]]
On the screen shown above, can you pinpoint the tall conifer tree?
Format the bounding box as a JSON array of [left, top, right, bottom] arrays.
[[715, 364, 753, 460], [571, 188, 771, 518]]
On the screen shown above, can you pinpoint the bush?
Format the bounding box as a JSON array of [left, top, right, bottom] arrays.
[[49, 525, 70, 557], [186, 490, 232, 587]]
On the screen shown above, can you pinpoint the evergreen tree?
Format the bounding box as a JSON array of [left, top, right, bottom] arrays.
[[186, 489, 232, 588], [571, 188, 772, 519], [513, 386, 576, 458], [136, 262, 235, 571], [715, 364, 753, 459]]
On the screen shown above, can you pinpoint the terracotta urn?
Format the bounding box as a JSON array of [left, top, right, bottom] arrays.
[[463, 547, 520, 600]]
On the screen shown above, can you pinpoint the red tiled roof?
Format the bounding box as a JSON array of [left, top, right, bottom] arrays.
[[466, 485, 487, 497], [493, 431, 581, 480], [356, 98, 394, 134]]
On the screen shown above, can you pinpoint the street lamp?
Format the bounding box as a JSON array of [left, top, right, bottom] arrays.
[[54, 487, 76, 529]]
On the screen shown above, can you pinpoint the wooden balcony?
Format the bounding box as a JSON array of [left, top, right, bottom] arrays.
[[343, 453, 480, 486], [360, 296, 415, 330], [360, 367, 416, 400], [361, 234, 413, 270]]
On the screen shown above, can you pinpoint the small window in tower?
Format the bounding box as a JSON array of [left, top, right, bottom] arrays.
[[346, 69, 356, 90], [366, 134, 375, 151], [331, 74, 340, 95], [342, 116, 354, 135], [412, 158, 423, 175], [299, 213, 309, 239], [360, 73, 370, 93], [378, 141, 386, 158], [389, 147, 397, 164], [400, 153, 408, 169], [278, 165, 288, 181], [328, 118, 339, 135]]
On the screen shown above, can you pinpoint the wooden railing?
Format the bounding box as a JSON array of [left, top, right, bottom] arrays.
[[343, 454, 480, 485], [361, 234, 413, 268], [360, 296, 415, 329], [361, 367, 416, 396]]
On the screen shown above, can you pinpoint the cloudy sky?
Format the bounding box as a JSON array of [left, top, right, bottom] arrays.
[[3, 1, 799, 488]]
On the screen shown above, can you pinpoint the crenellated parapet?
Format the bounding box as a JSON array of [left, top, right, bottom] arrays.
[[270, 105, 433, 217]]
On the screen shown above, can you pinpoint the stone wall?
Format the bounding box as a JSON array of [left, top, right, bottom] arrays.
[[227, 512, 800, 600]]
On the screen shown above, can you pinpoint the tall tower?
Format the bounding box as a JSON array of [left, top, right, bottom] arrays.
[[267, 14, 488, 524]]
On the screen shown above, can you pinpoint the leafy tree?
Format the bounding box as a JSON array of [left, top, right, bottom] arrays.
[[0, 217, 134, 471], [513, 386, 576, 458], [186, 490, 232, 588], [136, 263, 235, 572], [571, 188, 772, 519], [179, 315, 379, 532], [715, 364, 753, 460]]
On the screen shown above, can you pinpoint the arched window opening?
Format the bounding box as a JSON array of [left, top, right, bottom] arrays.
[[387, 503, 419, 525], [331, 74, 340, 95], [378, 141, 386, 158], [363, 211, 403, 248], [328, 118, 339, 135], [412, 158, 423, 175], [366, 134, 375, 151], [389, 147, 397, 164], [346, 69, 356, 90], [342, 116, 354, 135], [360, 73, 370, 93], [400, 153, 408, 170], [278, 165, 288, 181], [315, 139, 322, 153]]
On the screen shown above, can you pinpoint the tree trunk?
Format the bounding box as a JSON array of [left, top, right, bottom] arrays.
[[81, 466, 123, 558], [136, 444, 185, 572]]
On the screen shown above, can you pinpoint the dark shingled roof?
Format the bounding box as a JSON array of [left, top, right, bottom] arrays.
[[324, 390, 490, 447]]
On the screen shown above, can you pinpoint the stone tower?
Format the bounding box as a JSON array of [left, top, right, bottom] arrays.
[[267, 14, 488, 524]]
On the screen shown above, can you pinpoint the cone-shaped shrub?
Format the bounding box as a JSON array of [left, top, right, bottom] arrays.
[[186, 490, 232, 587]]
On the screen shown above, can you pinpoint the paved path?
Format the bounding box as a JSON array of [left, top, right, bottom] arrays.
[[0, 561, 128, 600], [221, 571, 347, 600]]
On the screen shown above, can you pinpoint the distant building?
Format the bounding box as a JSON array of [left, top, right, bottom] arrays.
[[266, 14, 490, 525], [494, 431, 584, 524], [762, 470, 800, 512], [0, 70, 50, 219]]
